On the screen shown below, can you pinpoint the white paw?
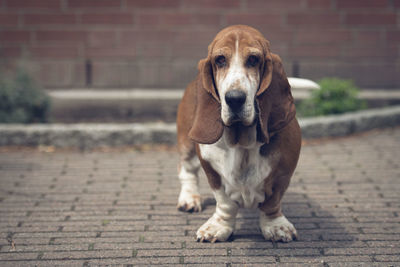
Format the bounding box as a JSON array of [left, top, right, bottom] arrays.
[[196, 214, 234, 243], [177, 188, 202, 212], [260, 214, 297, 242]]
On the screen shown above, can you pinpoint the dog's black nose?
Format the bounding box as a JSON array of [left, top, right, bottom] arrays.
[[225, 90, 246, 111]]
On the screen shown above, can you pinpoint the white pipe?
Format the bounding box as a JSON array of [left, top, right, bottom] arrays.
[[288, 77, 320, 91]]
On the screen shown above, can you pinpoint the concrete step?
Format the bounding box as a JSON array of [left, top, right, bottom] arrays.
[[49, 89, 182, 123], [47, 81, 400, 123]]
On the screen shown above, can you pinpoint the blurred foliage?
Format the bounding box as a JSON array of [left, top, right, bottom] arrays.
[[0, 68, 50, 123], [298, 78, 367, 117]]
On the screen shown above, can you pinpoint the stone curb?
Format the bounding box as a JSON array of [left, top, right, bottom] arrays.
[[0, 123, 176, 149], [299, 105, 400, 139], [1, 106, 400, 148]]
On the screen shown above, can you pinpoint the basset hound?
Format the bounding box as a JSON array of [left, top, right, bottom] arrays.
[[176, 25, 301, 243]]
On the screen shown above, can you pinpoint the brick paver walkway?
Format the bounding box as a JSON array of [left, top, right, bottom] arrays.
[[0, 127, 399, 266]]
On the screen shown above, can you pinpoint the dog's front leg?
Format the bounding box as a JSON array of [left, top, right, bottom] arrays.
[[196, 188, 238, 242], [258, 186, 297, 242]]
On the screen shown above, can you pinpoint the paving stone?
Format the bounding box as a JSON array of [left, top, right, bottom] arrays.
[[0, 260, 85, 267], [41, 250, 132, 260], [280, 255, 372, 263], [0, 252, 38, 260], [0, 244, 88, 253], [374, 255, 400, 262], [1, 127, 400, 265], [324, 247, 400, 256]]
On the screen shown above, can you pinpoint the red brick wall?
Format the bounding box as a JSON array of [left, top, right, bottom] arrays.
[[0, 0, 399, 89]]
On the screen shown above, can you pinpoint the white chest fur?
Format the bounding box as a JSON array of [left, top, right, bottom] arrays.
[[199, 128, 277, 209]]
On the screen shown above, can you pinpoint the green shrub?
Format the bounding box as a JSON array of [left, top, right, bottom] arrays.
[[0, 69, 50, 123], [298, 78, 366, 117]]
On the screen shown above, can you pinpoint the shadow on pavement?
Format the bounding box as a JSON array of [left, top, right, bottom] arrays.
[[208, 192, 356, 249]]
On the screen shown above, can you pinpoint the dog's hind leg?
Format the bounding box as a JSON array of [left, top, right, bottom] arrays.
[[176, 144, 202, 212]]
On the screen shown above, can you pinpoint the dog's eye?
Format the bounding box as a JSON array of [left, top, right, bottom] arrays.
[[246, 55, 259, 67], [215, 56, 226, 68]]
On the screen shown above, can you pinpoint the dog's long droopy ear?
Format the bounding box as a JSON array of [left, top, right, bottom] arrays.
[[257, 39, 273, 97], [256, 53, 296, 144], [188, 58, 224, 144], [198, 58, 220, 101]]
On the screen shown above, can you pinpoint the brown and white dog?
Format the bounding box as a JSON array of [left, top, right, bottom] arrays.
[[176, 25, 301, 243]]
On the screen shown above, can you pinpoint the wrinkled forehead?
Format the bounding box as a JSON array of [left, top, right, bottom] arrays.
[[211, 31, 263, 57]]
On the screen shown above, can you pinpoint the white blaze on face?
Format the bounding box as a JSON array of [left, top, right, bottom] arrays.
[[216, 37, 260, 126]]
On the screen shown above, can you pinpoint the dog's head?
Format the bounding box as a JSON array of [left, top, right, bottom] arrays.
[[189, 25, 296, 146]]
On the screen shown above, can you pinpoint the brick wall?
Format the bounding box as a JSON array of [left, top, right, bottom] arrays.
[[0, 0, 399, 89]]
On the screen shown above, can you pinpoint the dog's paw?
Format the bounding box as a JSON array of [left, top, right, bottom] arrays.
[[260, 214, 297, 242], [177, 189, 202, 212], [196, 214, 234, 243]]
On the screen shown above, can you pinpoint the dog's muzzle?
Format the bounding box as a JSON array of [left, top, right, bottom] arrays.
[[224, 89, 255, 126], [225, 89, 247, 124]]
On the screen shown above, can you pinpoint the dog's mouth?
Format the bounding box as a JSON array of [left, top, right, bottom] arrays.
[[224, 114, 255, 127], [225, 120, 255, 129], [225, 115, 242, 126], [226, 121, 245, 130]]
